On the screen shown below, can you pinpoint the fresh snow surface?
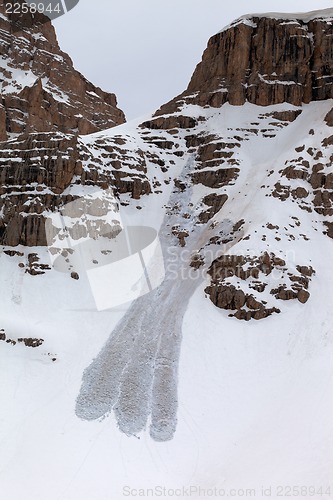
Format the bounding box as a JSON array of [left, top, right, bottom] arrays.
[[219, 7, 333, 33], [0, 100, 333, 499]]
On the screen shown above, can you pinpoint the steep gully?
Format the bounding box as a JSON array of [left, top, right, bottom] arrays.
[[75, 153, 239, 441]]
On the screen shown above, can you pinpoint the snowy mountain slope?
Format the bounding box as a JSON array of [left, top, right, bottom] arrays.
[[1, 98, 332, 499], [1, 8, 333, 500], [221, 7, 333, 32]]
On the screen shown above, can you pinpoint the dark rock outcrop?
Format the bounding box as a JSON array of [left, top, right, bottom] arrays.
[[206, 252, 314, 320], [154, 12, 333, 116], [0, 2, 125, 139], [0, 3, 127, 246], [0, 327, 44, 347], [0, 130, 156, 246]]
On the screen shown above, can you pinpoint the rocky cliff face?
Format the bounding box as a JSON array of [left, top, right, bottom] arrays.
[[0, 3, 126, 246], [112, 10, 333, 325], [0, 2, 125, 137], [156, 10, 333, 115]]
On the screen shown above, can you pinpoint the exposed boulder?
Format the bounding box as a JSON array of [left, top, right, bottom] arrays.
[[206, 252, 314, 320]]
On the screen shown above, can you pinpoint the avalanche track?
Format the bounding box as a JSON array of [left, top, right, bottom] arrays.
[[75, 154, 238, 441]]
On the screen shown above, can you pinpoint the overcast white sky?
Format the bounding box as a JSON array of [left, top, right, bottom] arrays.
[[54, 0, 333, 120]]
